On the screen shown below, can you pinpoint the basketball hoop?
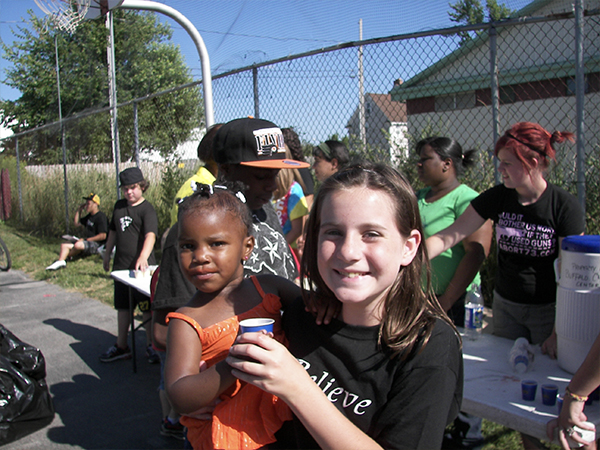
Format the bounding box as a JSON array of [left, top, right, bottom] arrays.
[[34, 0, 91, 33]]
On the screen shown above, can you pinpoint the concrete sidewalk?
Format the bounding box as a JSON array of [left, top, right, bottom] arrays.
[[1, 269, 181, 450]]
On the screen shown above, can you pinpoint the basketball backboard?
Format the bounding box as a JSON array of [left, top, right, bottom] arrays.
[[85, 0, 125, 20]]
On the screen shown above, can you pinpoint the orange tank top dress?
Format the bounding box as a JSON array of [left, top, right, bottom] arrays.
[[166, 276, 292, 450]]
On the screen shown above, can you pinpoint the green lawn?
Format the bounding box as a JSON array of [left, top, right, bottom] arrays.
[[0, 220, 561, 450]]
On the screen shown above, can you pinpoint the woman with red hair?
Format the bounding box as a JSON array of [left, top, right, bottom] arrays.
[[426, 122, 585, 358]]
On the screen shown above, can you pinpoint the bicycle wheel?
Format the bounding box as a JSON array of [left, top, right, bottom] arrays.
[[0, 236, 11, 271]]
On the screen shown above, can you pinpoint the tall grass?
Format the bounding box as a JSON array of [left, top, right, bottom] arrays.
[[0, 159, 197, 239]]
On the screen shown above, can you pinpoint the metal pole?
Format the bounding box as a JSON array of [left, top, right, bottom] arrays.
[[15, 138, 23, 223], [574, 0, 586, 213], [489, 24, 500, 185], [133, 101, 140, 167], [55, 34, 70, 233], [253, 67, 259, 119], [107, 11, 121, 198], [358, 19, 365, 148], [120, 0, 214, 127]]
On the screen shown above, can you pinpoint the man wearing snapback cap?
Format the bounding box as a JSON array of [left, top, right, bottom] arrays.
[[214, 117, 309, 277], [152, 118, 308, 350], [46, 192, 108, 270]]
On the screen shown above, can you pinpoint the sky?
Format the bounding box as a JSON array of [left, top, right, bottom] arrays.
[[0, 0, 534, 104]]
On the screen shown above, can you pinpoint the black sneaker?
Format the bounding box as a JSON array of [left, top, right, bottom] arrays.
[[99, 344, 132, 363], [146, 345, 160, 364], [160, 417, 184, 440]]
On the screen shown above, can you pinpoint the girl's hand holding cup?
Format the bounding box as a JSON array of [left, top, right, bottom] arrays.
[[227, 325, 308, 402]]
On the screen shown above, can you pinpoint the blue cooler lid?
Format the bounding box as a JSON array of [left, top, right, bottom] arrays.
[[561, 235, 600, 253]]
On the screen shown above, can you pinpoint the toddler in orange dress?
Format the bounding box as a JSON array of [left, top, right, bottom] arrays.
[[164, 184, 300, 450]]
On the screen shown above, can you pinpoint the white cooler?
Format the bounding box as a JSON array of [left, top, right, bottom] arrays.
[[555, 235, 600, 374]]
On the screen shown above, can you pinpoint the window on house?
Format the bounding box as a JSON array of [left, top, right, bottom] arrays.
[[435, 92, 475, 111], [499, 86, 516, 104], [566, 76, 589, 96]]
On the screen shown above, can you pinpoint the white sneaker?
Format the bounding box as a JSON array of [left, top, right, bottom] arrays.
[[46, 260, 66, 270]]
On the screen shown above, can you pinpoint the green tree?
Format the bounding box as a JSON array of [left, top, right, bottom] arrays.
[[1, 9, 203, 164], [449, 0, 514, 45]]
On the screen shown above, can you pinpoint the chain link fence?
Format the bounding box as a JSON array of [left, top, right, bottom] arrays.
[[1, 9, 598, 238]]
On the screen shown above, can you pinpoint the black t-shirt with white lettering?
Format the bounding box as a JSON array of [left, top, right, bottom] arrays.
[[471, 183, 585, 304], [109, 198, 158, 270], [282, 298, 462, 450]]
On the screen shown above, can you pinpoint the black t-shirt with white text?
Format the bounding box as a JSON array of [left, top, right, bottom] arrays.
[[282, 298, 463, 450], [471, 183, 585, 304]]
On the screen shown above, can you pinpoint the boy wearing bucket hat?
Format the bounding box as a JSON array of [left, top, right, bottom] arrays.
[[100, 167, 159, 363], [46, 192, 108, 270]]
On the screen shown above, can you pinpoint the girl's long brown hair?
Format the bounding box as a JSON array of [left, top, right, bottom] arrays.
[[301, 162, 458, 359]]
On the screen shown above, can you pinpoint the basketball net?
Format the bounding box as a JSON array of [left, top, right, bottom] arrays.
[[34, 0, 91, 33]]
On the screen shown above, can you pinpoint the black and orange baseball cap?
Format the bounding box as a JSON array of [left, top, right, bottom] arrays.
[[214, 118, 309, 169]]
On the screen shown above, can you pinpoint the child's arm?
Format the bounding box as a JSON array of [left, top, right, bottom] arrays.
[[102, 230, 116, 272], [260, 274, 340, 324], [227, 333, 383, 450], [258, 274, 302, 309], [134, 232, 156, 271], [164, 317, 236, 415]]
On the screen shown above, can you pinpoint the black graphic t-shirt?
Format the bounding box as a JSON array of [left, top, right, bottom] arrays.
[[245, 202, 298, 280], [471, 183, 585, 304], [282, 298, 462, 450], [109, 198, 158, 270]]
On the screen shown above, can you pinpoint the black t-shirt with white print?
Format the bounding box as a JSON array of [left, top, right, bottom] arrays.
[[282, 298, 463, 450], [109, 198, 158, 271], [471, 183, 585, 304]]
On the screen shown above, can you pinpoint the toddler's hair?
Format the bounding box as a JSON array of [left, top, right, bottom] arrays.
[[177, 181, 253, 237], [301, 161, 455, 358]]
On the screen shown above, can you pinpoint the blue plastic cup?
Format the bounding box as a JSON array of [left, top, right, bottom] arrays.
[[521, 380, 538, 401], [239, 318, 274, 334], [557, 395, 564, 414], [542, 384, 558, 406]]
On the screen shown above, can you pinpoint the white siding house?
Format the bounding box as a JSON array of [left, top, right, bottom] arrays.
[[346, 92, 409, 164]]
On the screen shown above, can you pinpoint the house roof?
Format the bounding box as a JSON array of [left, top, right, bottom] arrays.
[[368, 93, 407, 122], [389, 0, 577, 102]]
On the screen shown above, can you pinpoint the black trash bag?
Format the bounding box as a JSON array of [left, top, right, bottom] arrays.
[[0, 323, 55, 445]]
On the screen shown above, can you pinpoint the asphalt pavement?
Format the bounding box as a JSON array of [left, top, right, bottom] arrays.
[[0, 269, 181, 450]]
